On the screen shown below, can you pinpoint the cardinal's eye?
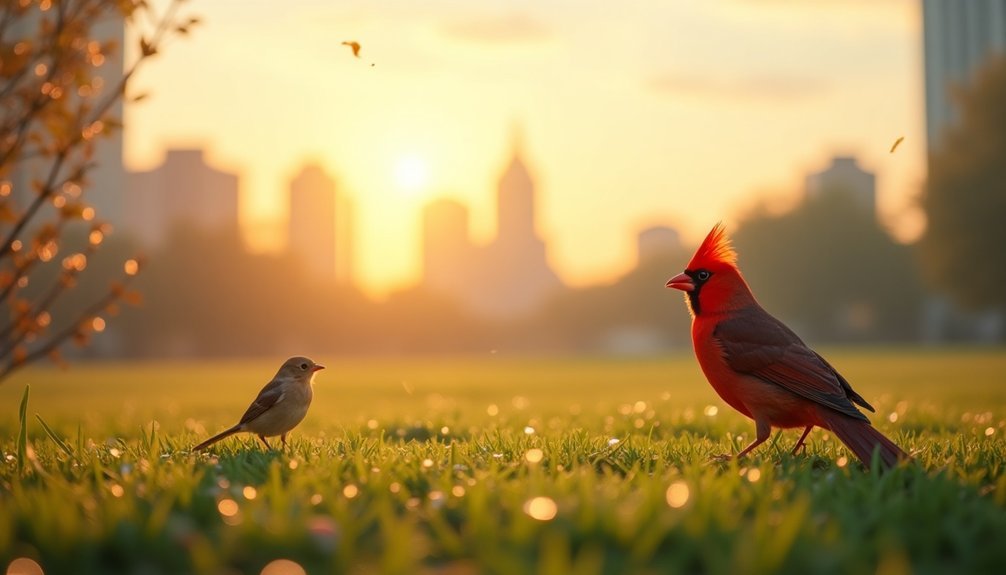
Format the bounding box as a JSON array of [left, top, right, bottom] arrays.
[[300, 363, 309, 370], [696, 270, 711, 281]]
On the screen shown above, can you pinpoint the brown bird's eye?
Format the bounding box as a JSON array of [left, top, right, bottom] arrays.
[[696, 270, 711, 281], [300, 362, 309, 370]]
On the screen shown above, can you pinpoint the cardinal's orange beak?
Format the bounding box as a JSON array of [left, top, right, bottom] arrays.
[[312, 364, 325, 372], [665, 272, 694, 292]]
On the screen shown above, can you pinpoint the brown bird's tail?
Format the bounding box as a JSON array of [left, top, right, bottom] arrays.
[[817, 409, 908, 469], [193, 424, 242, 451]]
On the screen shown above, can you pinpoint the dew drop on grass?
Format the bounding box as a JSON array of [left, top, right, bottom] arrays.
[[109, 484, 124, 498], [523, 426, 535, 435], [310, 493, 323, 505], [837, 456, 848, 468], [986, 427, 995, 437], [888, 412, 899, 423], [607, 438, 620, 447], [747, 468, 762, 483], [342, 484, 359, 499], [389, 482, 401, 494], [487, 404, 499, 416], [451, 485, 466, 497], [523, 496, 558, 521], [366, 419, 379, 430], [260, 558, 306, 575], [242, 486, 257, 500], [666, 481, 690, 508], [704, 405, 718, 417], [422, 458, 434, 469]]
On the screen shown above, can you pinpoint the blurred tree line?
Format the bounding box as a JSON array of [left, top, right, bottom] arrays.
[[731, 192, 923, 343], [919, 56, 1006, 314], [84, 204, 920, 358]]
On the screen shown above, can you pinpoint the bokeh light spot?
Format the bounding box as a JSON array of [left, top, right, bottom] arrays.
[[260, 559, 306, 575], [666, 481, 690, 508], [523, 496, 558, 521]]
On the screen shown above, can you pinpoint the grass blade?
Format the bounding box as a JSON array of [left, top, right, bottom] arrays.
[[16, 385, 29, 475], [36, 413, 75, 460]]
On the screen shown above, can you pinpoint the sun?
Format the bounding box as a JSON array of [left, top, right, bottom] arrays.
[[393, 155, 430, 194]]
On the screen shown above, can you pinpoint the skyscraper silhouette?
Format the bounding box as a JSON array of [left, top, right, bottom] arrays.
[[922, 0, 1006, 151], [125, 149, 240, 247], [289, 164, 337, 279], [420, 129, 562, 318], [804, 156, 876, 215]]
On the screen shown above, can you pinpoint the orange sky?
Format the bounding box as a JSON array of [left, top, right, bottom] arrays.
[[125, 0, 926, 297]]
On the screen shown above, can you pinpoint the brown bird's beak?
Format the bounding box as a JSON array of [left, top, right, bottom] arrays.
[[312, 364, 325, 372], [665, 272, 694, 292]]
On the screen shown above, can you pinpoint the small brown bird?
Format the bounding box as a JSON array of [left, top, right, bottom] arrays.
[[193, 356, 324, 451]]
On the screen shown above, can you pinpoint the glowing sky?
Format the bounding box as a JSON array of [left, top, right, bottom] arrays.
[[124, 0, 925, 296]]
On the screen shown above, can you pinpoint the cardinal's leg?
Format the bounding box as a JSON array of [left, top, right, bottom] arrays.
[[737, 418, 771, 459], [791, 426, 813, 455]]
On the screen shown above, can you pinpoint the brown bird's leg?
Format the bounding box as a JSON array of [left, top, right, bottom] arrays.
[[736, 419, 771, 459], [258, 434, 271, 449], [281, 433, 288, 450], [791, 426, 813, 455]]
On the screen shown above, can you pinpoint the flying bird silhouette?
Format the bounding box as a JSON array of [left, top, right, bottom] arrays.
[[341, 40, 361, 58]]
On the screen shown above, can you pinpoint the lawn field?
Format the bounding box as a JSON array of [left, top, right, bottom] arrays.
[[1, 348, 1005, 574]]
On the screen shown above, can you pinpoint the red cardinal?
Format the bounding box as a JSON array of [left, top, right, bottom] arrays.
[[666, 224, 907, 468]]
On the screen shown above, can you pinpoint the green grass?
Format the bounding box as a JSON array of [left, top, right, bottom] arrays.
[[1, 348, 1005, 574]]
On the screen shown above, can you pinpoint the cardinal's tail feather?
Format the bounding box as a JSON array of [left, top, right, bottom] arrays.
[[193, 424, 242, 452], [817, 409, 907, 469]]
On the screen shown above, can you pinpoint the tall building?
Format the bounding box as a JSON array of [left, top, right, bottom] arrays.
[[636, 226, 682, 266], [805, 156, 876, 215], [125, 149, 240, 246], [471, 140, 563, 318], [422, 199, 472, 298], [288, 164, 337, 279], [420, 132, 563, 318], [8, 8, 125, 228], [922, 0, 1006, 151]]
